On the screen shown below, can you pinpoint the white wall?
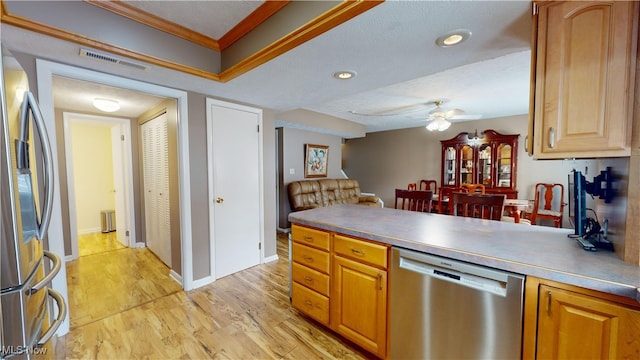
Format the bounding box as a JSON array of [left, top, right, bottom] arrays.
[[70, 123, 115, 233]]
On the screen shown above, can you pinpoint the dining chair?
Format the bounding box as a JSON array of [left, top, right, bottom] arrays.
[[408, 183, 417, 191], [461, 183, 486, 194], [395, 189, 433, 212], [528, 183, 565, 227], [450, 192, 506, 220], [437, 186, 466, 214], [419, 179, 437, 192]]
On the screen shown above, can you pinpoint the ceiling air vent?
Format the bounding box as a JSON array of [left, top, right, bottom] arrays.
[[79, 48, 149, 71]]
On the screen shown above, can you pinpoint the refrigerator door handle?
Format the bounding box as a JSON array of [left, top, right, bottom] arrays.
[[37, 288, 67, 345], [21, 91, 55, 241], [31, 251, 61, 293]]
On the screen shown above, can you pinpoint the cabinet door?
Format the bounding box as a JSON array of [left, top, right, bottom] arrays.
[[537, 285, 640, 359], [442, 145, 457, 186], [332, 255, 387, 358], [494, 142, 513, 189], [477, 143, 492, 186], [532, 1, 637, 158], [459, 145, 475, 185]]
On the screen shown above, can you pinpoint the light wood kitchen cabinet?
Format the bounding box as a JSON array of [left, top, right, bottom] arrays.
[[331, 235, 389, 358], [290, 224, 331, 325], [290, 225, 390, 358], [528, 1, 638, 159], [523, 277, 640, 359]]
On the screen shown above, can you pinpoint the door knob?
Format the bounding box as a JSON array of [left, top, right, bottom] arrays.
[[215, 197, 224, 203]]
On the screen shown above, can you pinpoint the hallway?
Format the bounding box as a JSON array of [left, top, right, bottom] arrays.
[[65, 232, 181, 329]]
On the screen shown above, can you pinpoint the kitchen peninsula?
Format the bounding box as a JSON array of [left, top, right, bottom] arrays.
[[289, 204, 640, 359]]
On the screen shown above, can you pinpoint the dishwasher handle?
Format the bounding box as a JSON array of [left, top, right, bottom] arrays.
[[396, 248, 523, 298]]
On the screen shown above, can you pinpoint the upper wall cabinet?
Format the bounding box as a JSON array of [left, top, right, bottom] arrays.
[[441, 130, 519, 198], [528, 1, 639, 159]]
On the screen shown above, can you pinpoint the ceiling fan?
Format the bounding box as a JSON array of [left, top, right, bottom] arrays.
[[349, 99, 482, 131], [424, 100, 482, 131]]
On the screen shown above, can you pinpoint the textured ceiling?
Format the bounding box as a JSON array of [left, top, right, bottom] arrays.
[[2, 1, 533, 135]]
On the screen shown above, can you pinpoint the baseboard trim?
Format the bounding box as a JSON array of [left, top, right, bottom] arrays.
[[169, 269, 183, 286], [263, 254, 279, 263], [191, 275, 214, 289], [78, 227, 102, 235]]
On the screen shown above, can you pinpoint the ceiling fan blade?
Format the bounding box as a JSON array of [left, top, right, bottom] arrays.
[[449, 114, 483, 120], [350, 102, 435, 117]]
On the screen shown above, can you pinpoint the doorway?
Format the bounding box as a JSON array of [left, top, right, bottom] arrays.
[[62, 112, 136, 260], [36, 59, 194, 336]]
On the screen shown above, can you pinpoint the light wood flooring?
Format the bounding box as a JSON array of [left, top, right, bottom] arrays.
[[52, 232, 369, 359]]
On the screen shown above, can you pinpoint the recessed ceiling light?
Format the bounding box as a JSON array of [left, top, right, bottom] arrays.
[[436, 29, 472, 48], [93, 98, 120, 112], [333, 70, 356, 80]]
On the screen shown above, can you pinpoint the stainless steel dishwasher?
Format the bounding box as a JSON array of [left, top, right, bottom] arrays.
[[390, 247, 525, 359]]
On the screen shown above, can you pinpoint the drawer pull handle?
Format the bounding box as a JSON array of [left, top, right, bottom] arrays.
[[351, 248, 366, 256], [304, 236, 314, 242], [303, 276, 314, 283], [546, 291, 552, 316], [378, 273, 383, 290], [548, 127, 555, 149], [303, 255, 314, 262], [303, 300, 313, 307]]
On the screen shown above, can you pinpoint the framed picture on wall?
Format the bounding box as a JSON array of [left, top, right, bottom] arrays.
[[304, 144, 329, 178]]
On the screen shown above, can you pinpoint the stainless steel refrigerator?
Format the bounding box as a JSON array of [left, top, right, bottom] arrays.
[[1, 47, 66, 359]]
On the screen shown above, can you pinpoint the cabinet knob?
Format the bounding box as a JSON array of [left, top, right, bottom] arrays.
[[215, 197, 224, 204]]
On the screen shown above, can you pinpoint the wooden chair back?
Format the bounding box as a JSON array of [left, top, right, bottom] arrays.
[[530, 183, 565, 227], [408, 183, 417, 191], [437, 186, 466, 214], [395, 189, 433, 212], [419, 179, 437, 192], [451, 192, 506, 220], [461, 183, 486, 194]]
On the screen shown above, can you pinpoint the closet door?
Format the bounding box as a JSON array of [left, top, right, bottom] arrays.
[[141, 113, 171, 266]]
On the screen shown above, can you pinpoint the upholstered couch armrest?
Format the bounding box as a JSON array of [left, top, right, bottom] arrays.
[[359, 194, 383, 207]]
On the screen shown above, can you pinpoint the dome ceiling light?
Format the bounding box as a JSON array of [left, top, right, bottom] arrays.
[[93, 98, 120, 112]]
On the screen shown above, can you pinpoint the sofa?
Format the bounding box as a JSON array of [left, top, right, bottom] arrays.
[[288, 178, 381, 211]]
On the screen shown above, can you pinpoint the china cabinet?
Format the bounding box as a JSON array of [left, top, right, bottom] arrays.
[[441, 130, 518, 198]]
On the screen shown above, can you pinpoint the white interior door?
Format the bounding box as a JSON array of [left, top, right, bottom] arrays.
[[208, 100, 262, 279], [141, 113, 171, 266]]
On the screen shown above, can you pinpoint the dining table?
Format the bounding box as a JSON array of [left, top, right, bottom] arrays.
[[503, 198, 533, 223]]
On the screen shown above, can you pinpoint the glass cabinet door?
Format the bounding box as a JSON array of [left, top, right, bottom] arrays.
[[477, 144, 492, 186], [496, 143, 512, 187], [459, 145, 474, 185], [444, 146, 456, 185]]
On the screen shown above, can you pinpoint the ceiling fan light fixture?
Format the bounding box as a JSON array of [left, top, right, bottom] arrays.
[[426, 117, 451, 132], [93, 98, 120, 112], [436, 29, 472, 47]]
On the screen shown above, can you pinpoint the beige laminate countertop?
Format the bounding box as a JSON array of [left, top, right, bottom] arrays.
[[289, 204, 640, 304]]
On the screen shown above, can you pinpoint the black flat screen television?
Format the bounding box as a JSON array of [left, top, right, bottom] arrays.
[[568, 171, 587, 236]]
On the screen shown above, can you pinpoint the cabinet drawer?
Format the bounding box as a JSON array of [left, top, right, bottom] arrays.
[[334, 235, 388, 269], [292, 262, 330, 296], [292, 242, 330, 274], [291, 224, 330, 251], [291, 282, 329, 325]]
